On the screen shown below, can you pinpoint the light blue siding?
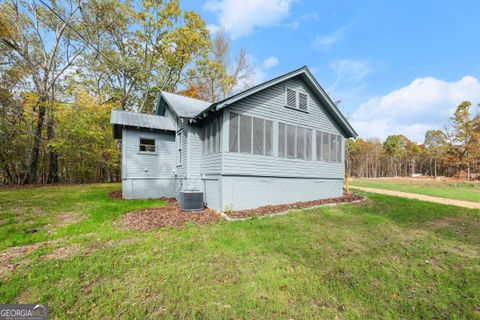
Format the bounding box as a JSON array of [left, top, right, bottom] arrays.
[[121, 128, 176, 199], [120, 75, 347, 211], [221, 176, 343, 211]]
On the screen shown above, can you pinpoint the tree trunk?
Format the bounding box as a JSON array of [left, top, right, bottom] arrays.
[[27, 97, 47, 184], [46, 108, 59, 183]]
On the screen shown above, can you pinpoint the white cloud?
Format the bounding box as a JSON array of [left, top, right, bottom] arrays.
[[330, 59, 371, 83], [262, 56, 279, 68], [313, 28, 345, 50], [206, 24, 220, 35], [351, 76, 480, 142], [204, 0, 294, 39]]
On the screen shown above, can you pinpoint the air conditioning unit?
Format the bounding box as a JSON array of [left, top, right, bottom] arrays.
[[179, 190, 204, 211]]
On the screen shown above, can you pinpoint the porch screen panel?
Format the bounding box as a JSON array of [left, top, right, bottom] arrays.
[[286, 124, 296, 158], [253, 117, 264, 155], [316, 131, 322, 161], [265, 120, 273, 156], [211, 118, 217, 153], [322, 132, 329, 161], [229, 112, 239, 152], [336, 135, 342, 162], [330, 133, 336, 162], [305, 129, 312, 160], [239, 115, 252, 153], [296, 127, 305, 159], [278, 123, 285, 157]]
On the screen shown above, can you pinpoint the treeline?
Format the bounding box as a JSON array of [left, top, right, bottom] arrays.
[[0, 0, 251, 185], [346, 101, 480, 179]]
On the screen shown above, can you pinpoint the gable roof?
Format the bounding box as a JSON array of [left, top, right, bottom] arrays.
[[110, 110, 175, 138], [160, 91, 211, 118], [160, 66, 357, 138]]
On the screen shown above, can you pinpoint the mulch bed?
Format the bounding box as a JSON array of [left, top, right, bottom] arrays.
[[121, 198, 221, 231], [223, 193, 364, 219], [108, 190, 123, 199]]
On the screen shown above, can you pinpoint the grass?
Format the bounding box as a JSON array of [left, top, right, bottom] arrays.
[[0, 184, 479, 319], [351, 178, 480, 203]]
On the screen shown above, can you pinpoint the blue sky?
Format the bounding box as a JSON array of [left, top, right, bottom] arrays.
[[182, 0, 480, 142]]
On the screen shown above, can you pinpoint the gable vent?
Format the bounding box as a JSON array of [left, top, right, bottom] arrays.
[[299, 92, 308, 111], [286, 88, 297, 108]]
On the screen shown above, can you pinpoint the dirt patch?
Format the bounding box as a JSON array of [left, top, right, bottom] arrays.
[[40, 244, 82, 260], [121, 198, 221, 231], [46, 212, 84, 235], [0, 240, 60, 277], [224, 193, 364, 219], [108, 190, 123, 199]]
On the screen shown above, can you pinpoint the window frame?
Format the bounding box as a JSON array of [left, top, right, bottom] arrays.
[[139, 137, 157, 154], [229, 112, 273, 157], [176, 132, 182, 166]]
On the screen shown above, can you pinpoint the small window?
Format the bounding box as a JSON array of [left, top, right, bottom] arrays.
[[139, 138, 156, 153], [299, 92, 308, 111], [336, 135, 342, 163]]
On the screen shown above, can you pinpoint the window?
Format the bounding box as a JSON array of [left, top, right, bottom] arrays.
[[330, 134, 336, 162], [285, 86, 309, 112], [296, 127, 305, 159], [202, 115, 222, 154], [265, 120, 273, 156], [177, 132, 182, 165], [278, 123, 285, 157], [229, 112, 273, 156], [286, 124, 296, 158], [239, 115, 252, 153], [139, 138, 156, 153], [305, 129, 312, 160], [322, 132, 329, 161], [278, 123, 313, 160], [336, 135, 342, 163], [316, 131, 322, 161], [229, 112, 239, 152], [253, 117, 264, 155]]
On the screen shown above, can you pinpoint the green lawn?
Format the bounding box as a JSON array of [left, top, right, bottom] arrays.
[[351, 178, 480, 203], [0, 184, 479, 319]]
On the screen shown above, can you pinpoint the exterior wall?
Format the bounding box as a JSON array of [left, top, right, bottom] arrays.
[[221, 176, 343, 211], [121, 128, 176, 199], [216, 76, 346, 211], [121, 76, 348, 211]]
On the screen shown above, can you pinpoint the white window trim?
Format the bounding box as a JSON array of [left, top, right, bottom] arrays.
[[138, 137, 157, 155], [229, 112, 273, 157], [176, 131, 182, 166]]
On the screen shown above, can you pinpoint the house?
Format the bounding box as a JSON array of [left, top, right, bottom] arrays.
[[110, 66, 357, 211]]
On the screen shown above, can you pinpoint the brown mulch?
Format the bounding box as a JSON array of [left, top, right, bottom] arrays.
[[121, 198, 221, 231], [108, 190, 123, 199], [224, 193, 365, 219]]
